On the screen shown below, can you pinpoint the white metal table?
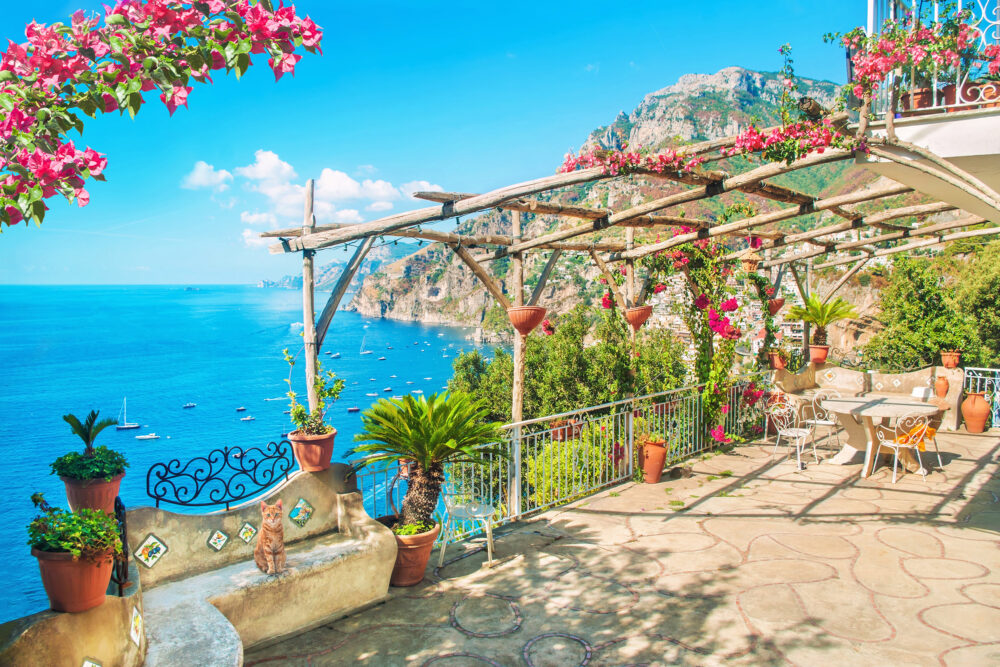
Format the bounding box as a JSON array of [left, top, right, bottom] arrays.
[[820, 397, 941, 478]]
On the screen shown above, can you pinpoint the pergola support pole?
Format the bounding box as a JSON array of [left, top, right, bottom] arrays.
[[316, 236, 376, 347], [528, 250, 561, 306], [822, 258, 869, 304], [301, 179, 319, 412], [450, 244, 513, 310], [589, 250, 628, 311], [510, 212, 526, 424]]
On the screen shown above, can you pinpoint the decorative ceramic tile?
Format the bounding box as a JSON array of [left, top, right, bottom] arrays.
[[207, 530, 229, 551], [874, 382, 884, 391], [238, 522, 257, 543], [134, 534, 167, 568], [823, 370, 836, 382], [130, 606, 143, 647], [82, 659, 102, 667], [892, 378, 902, 388], [288, 498, 314, 527]]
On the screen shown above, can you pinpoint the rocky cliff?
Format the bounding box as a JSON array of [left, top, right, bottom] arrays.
[[259, 242, 417, 290]]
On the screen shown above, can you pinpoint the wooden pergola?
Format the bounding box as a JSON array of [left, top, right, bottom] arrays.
[[262, 126, 1000, 422]]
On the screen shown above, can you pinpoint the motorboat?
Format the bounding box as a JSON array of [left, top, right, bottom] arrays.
[[183, 402, 196, 409], [136, 433, 160, 440], [240, 415, 255, 422], [236, 406, 246, 412], [347, 407, 360, 413]]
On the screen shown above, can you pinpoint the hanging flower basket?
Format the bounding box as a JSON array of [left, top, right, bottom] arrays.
[[507, 306, 547, 336], [624, 305, 653, 332], [767, 298, 785, 316]]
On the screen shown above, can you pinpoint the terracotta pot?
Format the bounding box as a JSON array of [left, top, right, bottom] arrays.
[[288, 430, 336, 472], [768, 351, 786, 370], [962, 392, 990, 434], [640, 440, 667, 484], [33, 548, 114, 613], [941, 351, 961, 369], [942, 82, 1000, 110], [378, 517, 440, 587], [900, 87, 934, 112], [624, 305, 653, 332], [507, 306, 546, 337], [550, 420, 582, 441], [809, 345, 830, 364], [934, 376, 950, 399], [61, 473, 124, 516], [767, 298, 785, 316]]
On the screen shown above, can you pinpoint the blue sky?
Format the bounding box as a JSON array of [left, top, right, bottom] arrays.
[[0, 1, 862, 284]]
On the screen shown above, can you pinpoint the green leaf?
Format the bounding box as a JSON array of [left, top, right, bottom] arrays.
[[30, 199, 45, 224], [109, 34, 124, 52], [0, 94, 14, 112], [127, 91, 142, 119], [235, 52, 250, 79], [105, 14, 128, 27], [0, 70, 16, 83]]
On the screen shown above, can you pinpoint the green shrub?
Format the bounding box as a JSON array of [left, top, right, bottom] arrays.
[[27, 493, 122, 561]]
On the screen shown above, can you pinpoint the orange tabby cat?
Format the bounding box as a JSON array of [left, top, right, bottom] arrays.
[[253, 499, 286, 575]]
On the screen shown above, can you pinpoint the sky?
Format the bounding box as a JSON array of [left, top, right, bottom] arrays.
[[0, 1, 864, 284]]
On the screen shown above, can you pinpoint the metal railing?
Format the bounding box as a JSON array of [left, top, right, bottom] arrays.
[[964, 367, 1000, 425], [867, 0, 1000, 116], [354, 371, 770, 545]]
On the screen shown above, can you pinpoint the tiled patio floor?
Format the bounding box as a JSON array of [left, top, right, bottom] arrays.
[[247, 430, 1000, 666]]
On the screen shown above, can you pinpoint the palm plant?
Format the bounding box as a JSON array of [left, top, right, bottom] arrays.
[[787, 294, 858, 345], [63, 410, 117, 457], [349, 392, 506, 528]]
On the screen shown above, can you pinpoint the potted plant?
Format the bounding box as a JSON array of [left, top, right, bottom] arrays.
[[787, 294, 857, 364], [28, 493, 123, 613], [549, 418, 582, 441], [940, 349, 961, 369], [767, 347, 790, 370], [52, 410, 127, 515], [639, 432, 667, 484], [284, 349, 345, 472], [349, 392, 505, 586]]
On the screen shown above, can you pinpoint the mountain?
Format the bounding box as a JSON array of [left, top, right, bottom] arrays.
[[258, 242, 418, 291]]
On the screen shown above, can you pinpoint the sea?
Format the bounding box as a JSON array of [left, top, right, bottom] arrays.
[[0, 285, 491, 622]]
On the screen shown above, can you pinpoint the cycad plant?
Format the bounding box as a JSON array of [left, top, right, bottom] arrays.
[[787, 294, 858, 345], [349, 392, 506, 530], [52, 410, 127, 482], [63, 410, 117, 456]]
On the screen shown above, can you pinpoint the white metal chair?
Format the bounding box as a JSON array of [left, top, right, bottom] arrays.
[[768, 401, 816, 470], [874, 412, 942, 483], [802, 389, 842, 452], [437, 482, 497, 568]]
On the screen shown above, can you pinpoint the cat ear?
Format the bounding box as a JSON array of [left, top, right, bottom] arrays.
[[260, 500, 266, 511], [276, 499, 283, 509]]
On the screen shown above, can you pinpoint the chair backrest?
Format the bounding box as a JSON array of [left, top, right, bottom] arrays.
[[766, 401, 798, 431], [877, 412, 930, 447], [806, 389, 842, 422]]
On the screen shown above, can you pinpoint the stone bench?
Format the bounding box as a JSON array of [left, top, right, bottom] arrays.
[[127, 464, 395, 666], [773, 363, 965, 431]]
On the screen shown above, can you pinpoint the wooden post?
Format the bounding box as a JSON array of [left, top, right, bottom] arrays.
[[625, 227, 636, 345], [301, 179, 319, 413], [510, 211, 526, 424], [316, 236, 375, 347]]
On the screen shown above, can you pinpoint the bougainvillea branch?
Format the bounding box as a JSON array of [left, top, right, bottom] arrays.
[[0, 0, 322, 229]]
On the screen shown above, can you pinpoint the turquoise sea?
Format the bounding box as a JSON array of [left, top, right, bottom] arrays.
[[0, 285, 489, 622]]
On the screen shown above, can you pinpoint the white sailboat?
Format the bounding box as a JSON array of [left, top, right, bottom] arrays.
[[360, 334, 373, 356], [116, 397, 140, 430]]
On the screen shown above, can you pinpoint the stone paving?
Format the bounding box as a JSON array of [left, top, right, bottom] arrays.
[[246, 430, 1000, 666]]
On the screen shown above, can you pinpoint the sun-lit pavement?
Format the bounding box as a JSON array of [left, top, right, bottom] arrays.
[[247, 430, 1000, 666]]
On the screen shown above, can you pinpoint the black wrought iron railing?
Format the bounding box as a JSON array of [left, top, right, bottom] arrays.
[[111, 496, 129, 597], [145, 440, 295, 510]]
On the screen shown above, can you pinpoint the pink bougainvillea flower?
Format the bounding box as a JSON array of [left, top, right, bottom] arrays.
[[710, 425, 731, 444], [601, 292, 613, 309], [270, 52, 301, 81], [721, 404, 730, 414], [160, 85, 191, 116], [748, 235, 763, 249], [653, 283, 666, 294], [541, 319, 555, 336], [694, 293, 710, 310], [719, 298, 738, 312]]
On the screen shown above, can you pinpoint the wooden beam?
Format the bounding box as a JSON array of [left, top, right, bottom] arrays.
[[301, 180, 319, 412], [589, 250, 628, 311], [316, 236, 375, 348], [273, 166, 610, 254], [263, 223, 512, 247], [813, 225, 1000, 268], [528, 249, 561, 306], [510, 212, 524, 307], [450, 244, 512, 310], [821, 258, 869, 304], [412, 190, 610, 220]]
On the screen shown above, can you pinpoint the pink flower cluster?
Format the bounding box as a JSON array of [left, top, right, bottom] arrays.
[[747, 235, 763, 249], [560, 146, 707, 176], [710, 425, 731, 444], [721, 118, 850, 159], [653, 283, 666, 294], [0, 1, 323, 228], [742, 383, 765, 407], [601, 292, 614, 309], [708, 306, 742, 341], [541, 319, 555, 336], [608, 442, 626, 465], [986, 44, 1000, 76]]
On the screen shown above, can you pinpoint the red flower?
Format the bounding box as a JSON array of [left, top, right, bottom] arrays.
[[541, 319, 555, 336], [601, 292, 614, 309], [719, 298, 738, 312], [694, 293, 710, 310], [653, 283, 666, 294]]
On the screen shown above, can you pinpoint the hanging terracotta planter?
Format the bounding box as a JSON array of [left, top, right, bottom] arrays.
[[934, 376, 950, 399], [641, 440, 667, 484], [61, 473, 124, 516], [288, 430, 336, 472], [768, 351, 787, 370], [941, 350, 961, 369], [767, 298, 785, 316], [809, 345, 830, 364], [624, 305, 653, 332], [962, 392, 990, 434], [507, 306, 546, 336], [33, 548, 114, 613]]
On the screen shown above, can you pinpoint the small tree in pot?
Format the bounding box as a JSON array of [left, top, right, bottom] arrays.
[[284, 349, 345, 472], [52, 410, 127, 515], [787, 294, 857, 364], [349, 392, 505, 586], [28, 493, 123, 613]]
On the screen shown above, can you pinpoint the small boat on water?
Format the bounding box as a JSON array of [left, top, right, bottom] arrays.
[[377, 356, 386, 361], [390, 374, 397, 378], [183, 402, 196, 409], [264, 397, 284, 401], [280, 432, 289, 437], [406, 381, 414, 385], [360, 335, 373, 356], [383, 387, 392, 392], [366, 392, 378, 397], [240, 416, 255, 422], [412, 390, 424, 395], [437, 333, 444, 337], [324, 351, 332, 356], [136, 433, 160, 440], [116, 397, 140, 430], [283, 410, 291, 414], [424, 377, 432, 380], [236, 406, 246, 412], [387, 344, 393, 349], [347, 407, 360, 413], [331, 352, 341, 359], [369, 377, 376, 381], [391, 395, 403, 399]]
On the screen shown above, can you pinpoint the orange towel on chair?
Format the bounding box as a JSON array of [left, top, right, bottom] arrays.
[[895, 425, 936, 451]]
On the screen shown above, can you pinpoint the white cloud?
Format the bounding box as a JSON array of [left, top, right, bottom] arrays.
[[400, 180, 444, 200], [355, 164, 378, 176], [235, 150, 297, 183], [242, 229, 271, 247], [333, 209, 364, 223], [367, 201, 394, 212], [240, 211, 277, 226], [315, 169, 401, 202], [182, 161, 232, 191]]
